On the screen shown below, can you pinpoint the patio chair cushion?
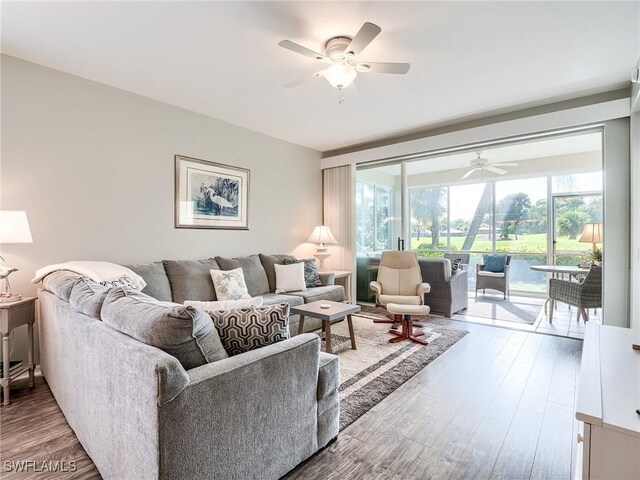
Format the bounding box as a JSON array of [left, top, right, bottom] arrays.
[[483, 254, 507, 273], [477, 271, 505, 277]]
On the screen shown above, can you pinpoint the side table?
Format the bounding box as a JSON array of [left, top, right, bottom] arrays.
[[291, 300, 361, 354], [1, 297, 36, 405], [322, 270, 353, 303]]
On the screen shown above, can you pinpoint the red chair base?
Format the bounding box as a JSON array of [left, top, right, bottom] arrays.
[[388, 315, 428, 345]]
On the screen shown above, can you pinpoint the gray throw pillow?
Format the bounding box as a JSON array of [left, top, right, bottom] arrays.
[[215, 255, 270, 296], [102, 287, 228, 369], [208, 303, 290, 356], [284, 258, 322, 288], [69, 277, 111, 318]]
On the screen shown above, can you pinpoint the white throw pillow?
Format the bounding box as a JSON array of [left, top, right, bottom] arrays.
[[184, 297, 263, 312], [210, 268, 251, 301], [274, 262, 307, 294]]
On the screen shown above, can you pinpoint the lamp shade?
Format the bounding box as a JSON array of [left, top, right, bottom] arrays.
[[307, 225, 338, 245], [0, 211, 33, 244], [578, 223, 602, 244]]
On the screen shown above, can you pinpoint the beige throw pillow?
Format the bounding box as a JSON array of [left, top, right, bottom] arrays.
[[210, 268, 251, 301], [274, 262, 307, 294]]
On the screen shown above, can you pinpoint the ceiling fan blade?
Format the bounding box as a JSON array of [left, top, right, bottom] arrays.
[[345, 22, 381, 57], [278, 40, 330, 63], [461, 168, 479, 180], [285, 71, 324, 88], [495, 162, 519, 167], [357, 62, 410, 74], [486, 166, 508, 175]]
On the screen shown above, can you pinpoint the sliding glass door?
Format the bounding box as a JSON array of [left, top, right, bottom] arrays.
[[355, 163, 404, 302], [355, 130, 603, 301]]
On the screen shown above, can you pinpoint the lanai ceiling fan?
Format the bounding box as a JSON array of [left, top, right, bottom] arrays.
[[278, 22, 410, 101], [461, 152, 518, 180]]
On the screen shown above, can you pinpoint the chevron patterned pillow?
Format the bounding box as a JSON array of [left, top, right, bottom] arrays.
[[208, 303, 290, 356]]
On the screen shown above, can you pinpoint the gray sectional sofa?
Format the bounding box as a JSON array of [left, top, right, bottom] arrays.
[[126, 253, 345, 334], [37, 253, 344, 480]]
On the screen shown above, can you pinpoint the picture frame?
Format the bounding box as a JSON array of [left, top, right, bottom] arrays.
[[175, 155, 250, 230]]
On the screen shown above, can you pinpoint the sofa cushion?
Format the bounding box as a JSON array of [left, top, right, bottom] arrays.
[[41, 271, 83, 302], [162, 259, 219, 304], [287, 285, 345, 303], [209, 303, 290, 356], [69, 277, 110, 318], [261, 292, 305, 308], [102, 287, 228, 369], [215, 255, 270, 296], [124, 262, 172, 302], [284, 258, 323, 288], [259, 254, 297, 292]]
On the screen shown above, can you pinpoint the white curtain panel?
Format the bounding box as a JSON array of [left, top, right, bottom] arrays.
[[322, 165, 355, 275]]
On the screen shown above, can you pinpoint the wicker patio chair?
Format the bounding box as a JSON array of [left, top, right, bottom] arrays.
[[444, 253, 470, 272], [419, 257, 468, 317], [548, 265, 602, 323], [475, 255, 511, 299]]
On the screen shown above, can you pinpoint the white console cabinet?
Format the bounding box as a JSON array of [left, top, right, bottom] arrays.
[[575, 323, 640, 479]]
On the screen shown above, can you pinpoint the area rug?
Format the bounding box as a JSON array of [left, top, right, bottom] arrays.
[[454, 294, 543, 324], [323, 310, 467, 431]]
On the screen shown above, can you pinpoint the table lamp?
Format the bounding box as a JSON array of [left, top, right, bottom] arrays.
[[307, 225, 338, 271], [0, 211, 33, 302], [578, 222, 602, 254]]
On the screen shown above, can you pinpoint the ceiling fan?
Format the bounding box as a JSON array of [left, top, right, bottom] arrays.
[[278, 22, 410, 99], [461, 153, 518, 180]]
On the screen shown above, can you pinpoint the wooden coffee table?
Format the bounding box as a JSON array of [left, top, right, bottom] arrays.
[[291, 300, 361, 354]]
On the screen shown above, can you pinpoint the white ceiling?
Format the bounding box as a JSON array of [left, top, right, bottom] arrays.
[[2, 2, 638, 152]]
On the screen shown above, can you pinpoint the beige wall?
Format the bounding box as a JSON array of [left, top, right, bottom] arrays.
[[1, 56, 322, 356]]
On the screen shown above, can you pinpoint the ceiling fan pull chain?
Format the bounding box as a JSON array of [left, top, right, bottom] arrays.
[[338, 88, 345, 104]]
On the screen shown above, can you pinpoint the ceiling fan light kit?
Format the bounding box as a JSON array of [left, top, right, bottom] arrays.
[[278, 22, 410, 102]]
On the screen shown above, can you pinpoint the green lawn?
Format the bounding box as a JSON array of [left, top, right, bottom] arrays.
[[411, 233, 588, 254]]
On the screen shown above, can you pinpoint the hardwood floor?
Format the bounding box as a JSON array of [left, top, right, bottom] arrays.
[[0, 319, 582, 480], [286, 319, 583, 480]]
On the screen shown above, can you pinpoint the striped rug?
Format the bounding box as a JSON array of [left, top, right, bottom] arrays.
[[322, 310, 467, 431]]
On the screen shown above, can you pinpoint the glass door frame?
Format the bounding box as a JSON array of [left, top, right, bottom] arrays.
[[550, 190, 603, 265]]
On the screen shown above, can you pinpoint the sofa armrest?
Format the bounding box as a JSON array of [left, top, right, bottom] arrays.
[[159, 334, 322, 479], [319, 272, 335, 286], [370, 281, 382, 295], [186, 333, 320, 386]]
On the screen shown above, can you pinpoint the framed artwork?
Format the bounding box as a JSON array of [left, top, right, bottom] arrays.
[[175, 155, 250, 230]]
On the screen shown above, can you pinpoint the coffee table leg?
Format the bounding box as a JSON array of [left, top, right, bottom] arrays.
[[325, 321, 332, 354], [347, 314, 356, 350], [298, 315, 305, 335]]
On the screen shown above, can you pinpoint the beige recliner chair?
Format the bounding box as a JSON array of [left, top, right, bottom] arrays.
[[370, 251, 430, 318]]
